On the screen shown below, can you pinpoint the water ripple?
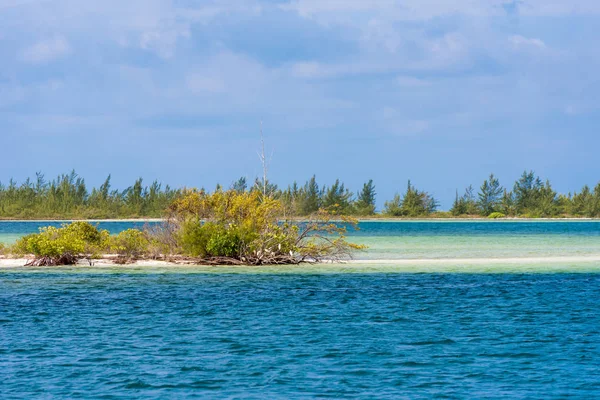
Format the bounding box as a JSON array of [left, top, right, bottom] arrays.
[[1, 273, 600, 398]]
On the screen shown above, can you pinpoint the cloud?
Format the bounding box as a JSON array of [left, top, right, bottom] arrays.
[[282, 0, 503, 20], [19, 36, 71, 64], [3, 0, 261, 59], [509, 35, 546, 49], [282, 0, 600, 21], [139, 24, 190, 59]]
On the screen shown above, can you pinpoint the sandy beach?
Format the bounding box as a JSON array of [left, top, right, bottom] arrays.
[[3, 255, 600, 270]]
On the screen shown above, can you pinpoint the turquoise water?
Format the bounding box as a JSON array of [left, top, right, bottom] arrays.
[[2, 221, 600, 397], [0, 221, 152, 245], [3, 220, 600, 262]]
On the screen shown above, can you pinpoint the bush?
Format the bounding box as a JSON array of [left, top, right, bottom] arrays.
[[180, 221, 244, 258], [430, 211, 453, 218], [168, 190, 364, 264], [14, 222, 109, 266], [487, 212, 506, 219], [109, 229, 150, 263], [205, 224, 241, 257], [179, 219, 209, 257]]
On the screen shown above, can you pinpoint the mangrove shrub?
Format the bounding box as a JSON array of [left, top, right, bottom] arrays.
[[14, 222, 109, 266], [167, 189, 363, 265], [109, 229, 151, 263]]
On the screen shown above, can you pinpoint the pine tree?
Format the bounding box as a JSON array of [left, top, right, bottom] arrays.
[[478, 174, 503, 216], [355, 180, 376, 215], [322, 179, 353, 214], [300, 175, 320, 215], [231, 177, 247, 193]]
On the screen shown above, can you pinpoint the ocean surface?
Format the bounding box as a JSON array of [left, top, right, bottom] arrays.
[[2, 221, 600, 398]]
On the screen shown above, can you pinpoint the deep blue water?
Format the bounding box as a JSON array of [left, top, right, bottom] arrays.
[[1, 272, 600, 398]]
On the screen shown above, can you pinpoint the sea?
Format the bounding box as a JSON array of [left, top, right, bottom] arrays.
[[1, 221, 600, 398]]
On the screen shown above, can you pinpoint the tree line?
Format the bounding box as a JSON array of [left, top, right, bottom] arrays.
[[2, 170, 600, 219], [0, 171, 180, 219], [450, 171, 600, 218]]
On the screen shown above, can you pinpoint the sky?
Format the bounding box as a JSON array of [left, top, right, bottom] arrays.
[[1, 0, 600, 209]]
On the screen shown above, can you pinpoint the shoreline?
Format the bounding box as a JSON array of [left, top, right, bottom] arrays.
[[3, 255, 600, 269]]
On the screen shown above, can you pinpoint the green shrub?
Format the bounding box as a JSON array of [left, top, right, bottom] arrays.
[[205, 224, 241, 257], [179, 220, 210, 257], [109, 229, 150, 262], [487, 212, 506, 219], [14, 222, 109, 265], [169, 190, 364, 264], [179, 221, 242, 258], [430, 211, 453, 218]]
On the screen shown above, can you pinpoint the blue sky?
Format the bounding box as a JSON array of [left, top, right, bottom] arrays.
[[1, 0, 600, 209]]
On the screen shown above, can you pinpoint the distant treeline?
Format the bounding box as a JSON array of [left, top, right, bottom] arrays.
[[449, 171, 600, 218], [1, 170, 600, 219], [0, 172, 179, 219]]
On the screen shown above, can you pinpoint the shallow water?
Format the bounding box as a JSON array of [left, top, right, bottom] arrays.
[[3, 220, 600, 261], [1, 272, 599, 398]]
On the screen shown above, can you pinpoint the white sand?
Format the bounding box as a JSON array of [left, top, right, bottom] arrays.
[[348, 255, 600, 265], [2, 255, 600, 269]]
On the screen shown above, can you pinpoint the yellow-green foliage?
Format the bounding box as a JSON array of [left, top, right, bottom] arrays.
[[488, 212, 506, 219], [109, 229, 150, 260], [0, 242, 7, 255], [14, 222, 109, 259], [171, 190, 287, 258], [169, 190, 363, 263]]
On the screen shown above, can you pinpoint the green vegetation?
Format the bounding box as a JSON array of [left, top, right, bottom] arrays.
[[167, 190, 364, 264], [479, 174, 503, 216], [487, 212, 506, 219], [450, 185, 478, 216], [355, 180, 377, 216], [4, 170, 600, 220], [109, 229, 151, 263], [0, 171, 378, 219], [384, 181, 438, 217], [0, 171, 179, 219], [7, 191, 365, 266], [450, 170, 600, 218], [13, 222, 110, 266]]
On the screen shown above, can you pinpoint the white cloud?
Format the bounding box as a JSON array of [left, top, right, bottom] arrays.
[[509, 35, 546, 49], [287, 31, 470, 81], [139, 24, 190, 59], [19, 36, 71, 63], [361, 19, 403, 53], [516, 0, 600, 16], [3, 0, 262, 58], [380, 106, 431, 136], [184, 51, 271, 102], [282, 0, 503, 20], [283, 0, 600, 21]]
